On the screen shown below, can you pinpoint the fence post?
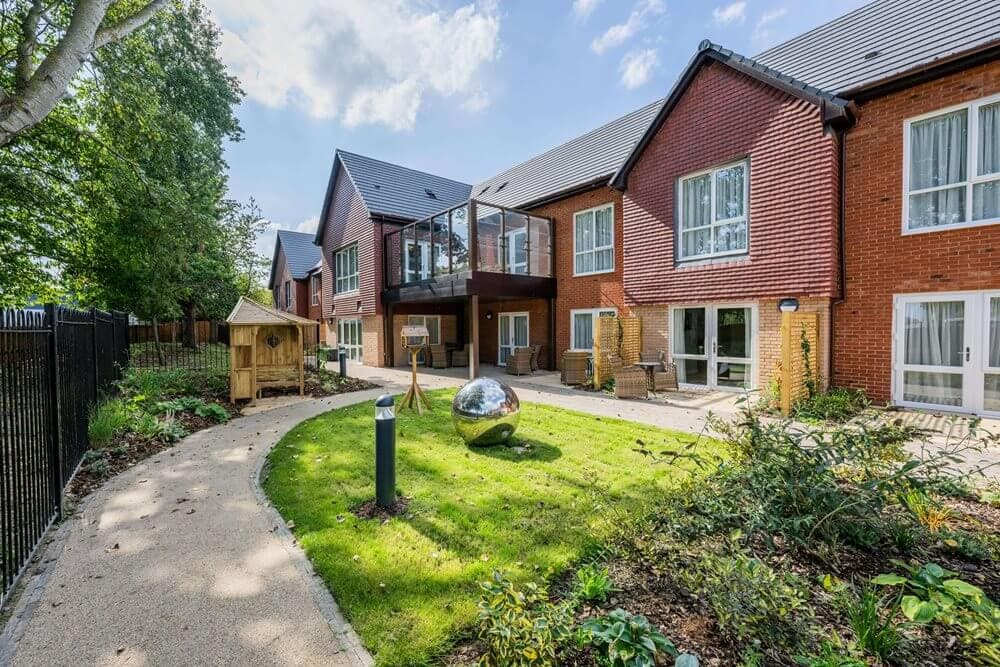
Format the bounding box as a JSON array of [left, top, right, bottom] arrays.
[[45, 304, 64, 517], [91, 307, 100, 399]]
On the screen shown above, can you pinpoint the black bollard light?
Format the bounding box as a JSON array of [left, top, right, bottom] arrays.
[[338, 345, 348, 377], [374, 394, 396, 508]]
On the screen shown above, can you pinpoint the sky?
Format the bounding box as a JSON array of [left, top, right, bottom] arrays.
[[205, 0, 870, 257]]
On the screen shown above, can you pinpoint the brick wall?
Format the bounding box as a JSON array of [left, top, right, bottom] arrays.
[[391, 313, 459, 367], [622, 60, 841, 305], [477, 298, 551, 369], [834, 59, 1000, 403], [527, 187, 625, 368]]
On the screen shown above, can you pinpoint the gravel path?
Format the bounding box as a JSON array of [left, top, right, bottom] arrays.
[[2, 390, 392, 667]]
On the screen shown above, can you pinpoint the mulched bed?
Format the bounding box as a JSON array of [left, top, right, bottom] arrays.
[[258, 369, 377, 399], [443, 494, 1000, 666], [350, 496, 412, 521]]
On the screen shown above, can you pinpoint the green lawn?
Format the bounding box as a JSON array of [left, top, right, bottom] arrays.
[[263, 389, 719, 665]]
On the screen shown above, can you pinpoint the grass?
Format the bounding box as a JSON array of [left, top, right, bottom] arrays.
[[263, 389, 718, 666], [87, 398, 131, 447]]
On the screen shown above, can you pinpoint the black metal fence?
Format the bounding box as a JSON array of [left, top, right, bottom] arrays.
[[0, 305, 128, 607], [128, 319, 229, 372]]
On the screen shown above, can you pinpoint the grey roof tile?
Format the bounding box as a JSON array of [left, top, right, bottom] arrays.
[[275, 230, 321, 280], [753, 0, 1000, 96], [337, 150, 471, 221], [470, 99, 664, 210]]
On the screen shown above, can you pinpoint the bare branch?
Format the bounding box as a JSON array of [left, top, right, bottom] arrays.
[[14, 0, 45, 89], [94, 0, 169, 49]]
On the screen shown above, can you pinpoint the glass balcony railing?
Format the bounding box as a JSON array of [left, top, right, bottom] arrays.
[[384, 200, 553, 288]]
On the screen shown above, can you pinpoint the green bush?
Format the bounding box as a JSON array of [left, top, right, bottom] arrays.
[[843, 584, 903, 662], [581, 608, 685, 667], [476, 570, 574, 667], [874, 562, 1000, 665], [152, 397, 206, 414], [132, 412, 186, 443], [677, 546, 810, 652], [573, 563, 616, 604], [88, 399, 131, 447], [792, 388, 869, 424], [119, 367, 227, 402], [194, 402, 230, 423]]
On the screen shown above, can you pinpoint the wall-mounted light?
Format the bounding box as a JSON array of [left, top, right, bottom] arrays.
[[778, 298, 800, 313], [485, 310, 494, 320]]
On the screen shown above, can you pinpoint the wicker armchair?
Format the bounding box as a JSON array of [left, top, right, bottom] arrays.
[[529, 344, 541, 371], [615, 366, 648, 399], [653, 362, 679, 392], [451, 344, 470, 367], [505, 347, 533, 376], [640, 350, 666, 369], [428, 344, 449, 369], [561, 350, 590, 385]]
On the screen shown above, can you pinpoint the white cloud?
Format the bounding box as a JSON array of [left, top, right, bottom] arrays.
[[590, 0, 664, 55], [296, 216, 320, 234], [207, 0, 501, 131], [619, 49, 658, 89], [753, 7, 787, 46], [572, 0, 602, 19], [712, 1, 746, 24]]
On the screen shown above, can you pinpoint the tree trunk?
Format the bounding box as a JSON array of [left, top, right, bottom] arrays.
[[181, 303, 198, 349], [152, 316, 164, 366]]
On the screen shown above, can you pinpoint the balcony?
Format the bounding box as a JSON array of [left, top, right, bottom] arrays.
[[383, 200, 555, 302]]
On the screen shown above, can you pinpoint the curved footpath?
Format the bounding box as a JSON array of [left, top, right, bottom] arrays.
[[1, 389, 395, 667]]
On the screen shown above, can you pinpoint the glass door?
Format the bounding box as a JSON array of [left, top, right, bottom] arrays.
[[407, 315, 440, 364], [338, 319, 363, 362], [895, 291, 1000, 415], [671, 305, 754, 389], [500, 229, 528, 274], [498, 312, 529, 366], [405, 240, 430, 282]]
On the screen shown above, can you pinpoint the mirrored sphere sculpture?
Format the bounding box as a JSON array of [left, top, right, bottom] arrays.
[[452, 378, 520, 446]]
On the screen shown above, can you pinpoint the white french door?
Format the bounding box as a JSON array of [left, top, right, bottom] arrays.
[[498, 312, 529, 366], [405, 240, 431, 282], [406, 315, 440, 364], [893, 291, 1000, 415], [499, 229, 528, 274], [338, 319, 363, 362], [670, 304, 756, 390]]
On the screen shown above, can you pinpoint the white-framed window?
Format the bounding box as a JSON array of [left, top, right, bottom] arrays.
[[283, 281, 292, 309], [903, 93, 1000, 233], [310, 274, 321, 305], [573, 203, 614, 275], [338, 319, 363, 362], [335, 244, 359, 294], [404, 239, 431, 282], [570, 308, 617, 351], [678, 159, 748, 261]]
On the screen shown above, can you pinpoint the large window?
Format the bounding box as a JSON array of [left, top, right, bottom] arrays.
[[570, 308, 617, 351], [310, 274, 321, 305], [678, 160, 748, 260], [335, 244, 358, 294], [338, 319, 363, 362], [574, 203, 614, 275], [905, 94, 1000, 232]]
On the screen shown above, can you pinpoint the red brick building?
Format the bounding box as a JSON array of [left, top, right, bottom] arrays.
[[268, 230, 322, 321]]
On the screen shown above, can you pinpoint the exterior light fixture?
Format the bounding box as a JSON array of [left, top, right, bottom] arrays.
[[778, 298, 800, 313], [374, 394, 396, 508], [485, 310, 494, 320]]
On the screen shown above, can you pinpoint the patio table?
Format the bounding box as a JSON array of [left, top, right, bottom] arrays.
[[635, 361, 661, 390]]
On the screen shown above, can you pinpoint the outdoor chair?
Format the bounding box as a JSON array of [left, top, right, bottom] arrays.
[[653, 362, 679, 392], [614, 365, 648, 399], [560, 350, 590, 385], [505, 347, 533, 376], [529, 344, 541, 371], [451, 344, 470, 367], [429, 344, 449, 369], [640, 350, 666, 370]]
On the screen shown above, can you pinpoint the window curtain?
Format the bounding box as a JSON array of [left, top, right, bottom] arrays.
[[682, 175, 711, 257], [575, 211, 594, 274], [975, 102, 1000, 221], [594, 206, 613, 271], [574, 313, 593, 350], [715, 165, 744, 220], [990, 297, 1000, 369], [903, 301, 964, 405], [909, 110, 967, 228]]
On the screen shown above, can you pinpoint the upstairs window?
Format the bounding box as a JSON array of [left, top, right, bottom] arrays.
[[310, 274, 321, 305], [905, 94, 1000, 232], [574, 203, 614, 275], [335, 244, 359, 294], [678, 160, 748, 261], [283, 281, 291, 309]]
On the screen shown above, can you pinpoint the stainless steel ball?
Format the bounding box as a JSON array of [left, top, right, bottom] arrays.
[[452, 378, 520, 446]]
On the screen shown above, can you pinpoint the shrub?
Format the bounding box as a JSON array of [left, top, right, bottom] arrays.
[[843, 584, 903, 662], [88, 399, 131, 447], [194, 402, 230, 423], [476, 570, 574, 666], [573, 563, 616, 604], [581, 608, 683, 667], [794, 639, 866, 667], [152, 396, 206, 414], [677, 546, 810, 652], [132, 412, 186, 443], [898, 487, 951, 533], [874, 562, 1000, 665], [792, 388, 870, 424], [119, 367, 227, 402]]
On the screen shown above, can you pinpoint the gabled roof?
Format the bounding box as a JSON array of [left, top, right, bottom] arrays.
[[610, 41, 852, 190], [268, 230, 321, 288], [226, 296, 317, 326], [315, 150, 471, 243], [753, 0, 1000, 99], [470, 99, 663, 210]]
